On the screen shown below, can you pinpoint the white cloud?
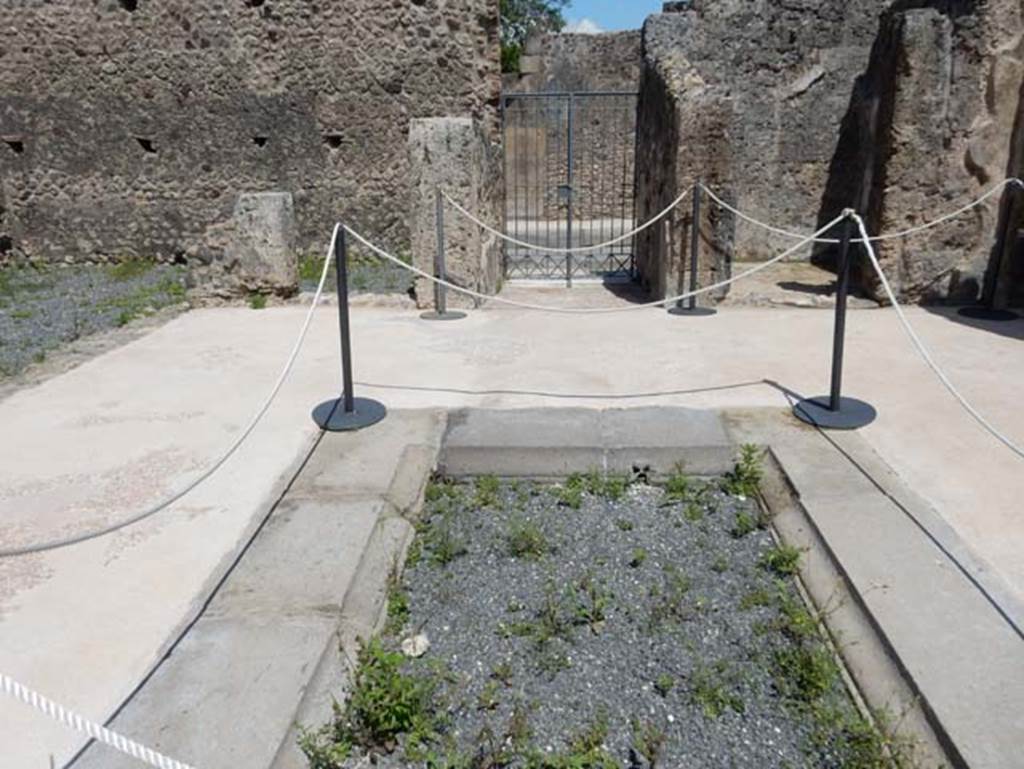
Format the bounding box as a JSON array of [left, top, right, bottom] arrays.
[[564, 18, 604, 35]]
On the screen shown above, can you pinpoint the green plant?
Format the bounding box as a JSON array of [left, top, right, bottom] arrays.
[[663, 463, 691, 502], [491, 662, 514, 687], [425, 518, 468, 566], [760, 544, 802, 577], [299, 638, 440, 764], [653, 673, 675, 698], [474, 475, 501, 508], [500, 0, 568, 73], [689, 662, 745, 718], [477, 680, 501, 711], [385, 576, 410, 635], [648, 566, 692, 630], [772, 645, 838, 703], [507, 518, 549, 559], [558, 474, 585, 509], [739, 586, 774, 610], [569, 572, 610, 632], [711, 555, 729, 573], [524, 711, 617, 769], [731, 510, 758, 538], [108, 258, 155, 281], [631, 719, 667, 768], [723, 444, 764, 497], [248, 292, 267, 310], [299, 253, 328, 282], [683, 502, 704, 522], [614, 518, 633, 532], [629, 547, 647, 569]]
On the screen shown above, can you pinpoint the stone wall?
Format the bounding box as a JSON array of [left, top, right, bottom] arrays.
[[0, 0, 500, 283], [635, 0, 1024, 304], [819, 1, 1024, 304], [504, 31, 641, 94]]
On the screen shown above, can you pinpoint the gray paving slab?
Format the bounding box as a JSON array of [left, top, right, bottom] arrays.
[[73, 614, 339, 769], [440, 407, 735, 477]]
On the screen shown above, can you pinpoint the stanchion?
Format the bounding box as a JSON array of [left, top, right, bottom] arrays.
[[794, 212, 876, 430], [422, 189, 466, 321], [958, 183, 1020, 321], [669, 179, 716, 316], [312, 226, 387, 432]]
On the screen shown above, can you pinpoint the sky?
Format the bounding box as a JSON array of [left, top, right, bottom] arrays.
[[564, 0, 665, 33]]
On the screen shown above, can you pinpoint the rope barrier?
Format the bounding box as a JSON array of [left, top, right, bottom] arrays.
[[0, 226, 340, 559], [345, 212, 848, 315], [442, 186, 691, 254], [2, 672, 198, 769], [701, 178, 1023, 245], [853, 213, 1024, 460]]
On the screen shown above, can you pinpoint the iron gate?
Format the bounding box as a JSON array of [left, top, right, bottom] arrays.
[[501, 91, 638, 281]]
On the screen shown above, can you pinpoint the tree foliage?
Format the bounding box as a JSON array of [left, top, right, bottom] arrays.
[[500, 0, 569, 73]]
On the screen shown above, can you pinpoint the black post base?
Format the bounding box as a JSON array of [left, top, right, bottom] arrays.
[[312, 397, 387, 432], [667, 305, 717, 317], [957, 306, 1019, 322], [793, 396, 877, 430], [420, 310, 467, 321]]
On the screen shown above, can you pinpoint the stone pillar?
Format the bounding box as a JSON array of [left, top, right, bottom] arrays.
[[407, 117, 501, 309], [635, 57, 736, 305]]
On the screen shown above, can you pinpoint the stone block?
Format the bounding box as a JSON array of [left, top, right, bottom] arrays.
[[407, 117, 501, 310], [225, 192, 299, 296]]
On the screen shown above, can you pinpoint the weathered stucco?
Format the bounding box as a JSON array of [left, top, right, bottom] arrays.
[[0, 0, 500, 275]]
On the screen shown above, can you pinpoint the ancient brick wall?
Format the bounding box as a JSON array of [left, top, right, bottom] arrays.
[[504, 30, 641, 93], [0, 0, 500, 267]]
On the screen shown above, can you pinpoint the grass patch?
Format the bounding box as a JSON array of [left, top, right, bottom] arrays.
[[689, 662, 745, 718], [507, 517, 550, 559], [760, 544, 802, 577], [473, 474, 501, 509], [108, 258, 155, 281]]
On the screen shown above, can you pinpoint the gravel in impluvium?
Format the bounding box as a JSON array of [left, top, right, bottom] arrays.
[[303, 464, 904, 769], [0, 261, 186, 377]]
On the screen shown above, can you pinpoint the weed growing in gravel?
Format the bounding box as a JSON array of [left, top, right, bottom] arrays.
[[684, 501, 704, 522], [631, 718, 668, 768], [385, 568, 410, 635], [760, 544, 802, 577], [653, 673, 675, 697], [772, 645, 838, 702], [739, 586, 775, 610], [490, 662, 514, 687], [474, 475, 501, 508], [299, 638, 441, 765], [629, 547, 647, 568], [723, 444, 764, 497], [614, 518, 633, 532], [648, 566, 693, 630], [582, 470, 630, 501], [476, 680, 500, 711], [425, 518, 468, 567], [689, 662, 745, 718], [663, 463, 691, 502], [711, 555, 730, 573], [525, 711, 617, 769], [569, 572, 611, 632], [558, 473, 586, 509], [507, 518, 550, 559]]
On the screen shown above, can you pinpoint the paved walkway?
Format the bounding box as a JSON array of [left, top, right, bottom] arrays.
[[2, 289, 1023, 766]]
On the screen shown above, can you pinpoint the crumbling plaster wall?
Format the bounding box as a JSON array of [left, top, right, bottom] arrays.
[[504, 30, 641, 93], [0, 0, 500, 274]]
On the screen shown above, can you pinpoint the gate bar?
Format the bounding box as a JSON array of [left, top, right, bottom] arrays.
[[565, 92, 574, 288], [311, 225, 387, 432], [793, 212, 876, 430], [422, 188, 466, 321]]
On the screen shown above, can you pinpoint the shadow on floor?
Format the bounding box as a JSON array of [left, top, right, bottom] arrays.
[[921, 305, 1024, 342]]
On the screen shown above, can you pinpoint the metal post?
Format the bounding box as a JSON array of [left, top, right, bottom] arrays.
[[311, 225, 387, 432], [565, 92, 574, 288], [794, 212, 876, 430], [668, 180, 716, 316], [421, 189, 466, 321]]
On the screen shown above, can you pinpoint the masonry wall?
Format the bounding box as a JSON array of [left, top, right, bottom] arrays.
[[0, 0, 500, 268], [504, 31, 641, 94]]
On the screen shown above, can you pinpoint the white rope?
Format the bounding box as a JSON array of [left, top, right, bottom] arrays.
[[0, 226, 340, 558], [702, 178, 1023, 245], [345, 213, 847, 315], [442, 187, 690, 254], [853, 213, 1024, 461], [2, 672, 197, 769]]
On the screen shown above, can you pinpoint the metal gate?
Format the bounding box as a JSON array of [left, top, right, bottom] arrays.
[[501, 91, 638, 282]]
